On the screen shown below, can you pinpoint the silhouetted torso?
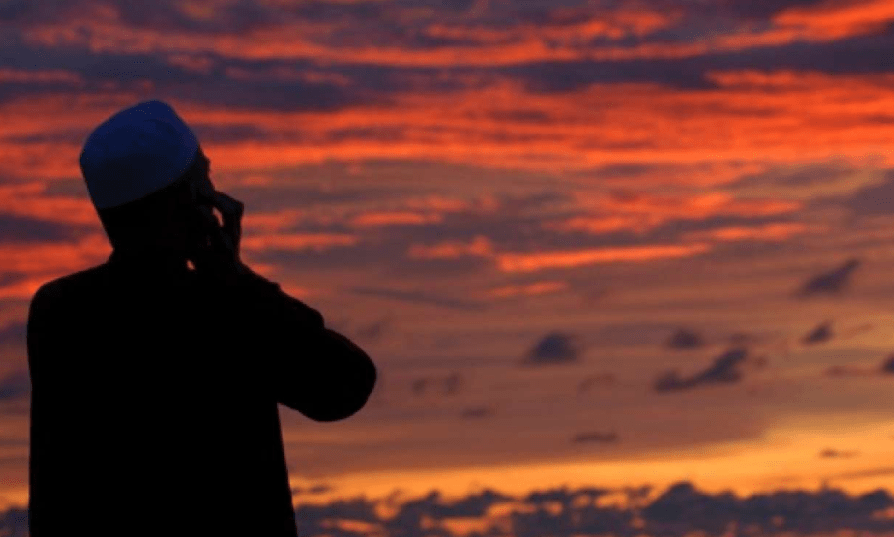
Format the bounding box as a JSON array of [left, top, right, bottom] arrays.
[[27, 249, 376, 536]]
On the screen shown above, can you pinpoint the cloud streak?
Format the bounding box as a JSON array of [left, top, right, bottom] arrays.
[[654, 347, 750, 392]]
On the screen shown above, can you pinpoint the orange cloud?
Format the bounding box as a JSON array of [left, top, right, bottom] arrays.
[[3, 70, 893, 193], [547, 192, 802, 235], [243, 209, 315, 233], [241, 232, 359, 252], [20, 7, 644, 67], [0, 275, 57, 301], [425, 6, 679, 44], [407, 235, 494, 259], [0, 182, 97, 226], [0, 233, 110, 297], [683, 222, 817, 242], [18, 0, 892, 72], [487, 281, 569, 298], [350, 211, 444, 227], [774, 0, 894, 40], [0, 68, 83, 84], [347, 195, 499, 228], [495, 243, 711, 273], [402, 194, 500, 214], [246, 198, 496, 234]]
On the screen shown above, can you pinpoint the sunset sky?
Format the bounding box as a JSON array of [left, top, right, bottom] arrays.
[[2, 0, 894, 534]]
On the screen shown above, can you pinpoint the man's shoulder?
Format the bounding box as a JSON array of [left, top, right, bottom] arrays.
[[33, 263, 110, 304]]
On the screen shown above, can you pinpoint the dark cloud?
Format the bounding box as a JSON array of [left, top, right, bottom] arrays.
[[843, 170, 894, 217], [642, 482, 740, 535], [488, 109, 553, 124], [666, 328, 703, 349], [881, 354, 894, 374], [0, 369, 29, 401], [0, 0, 28, 21], [523, 332, 581, 366], [819, 449, 859, 459], [0, 321, 26, 347], [0, 0, 81, 25], [711, 0, 829, 20], [0, 0, 273, 34], [0, 273, 26, 294], [571, 431, 619, 444], [0, 214, 86, 244], [442, 372, 462, 395], [501, 23, 894, 94], [833, 467, 894, 480], [641, 481, 894, 536], [114, 0, 275, 34], [524, 485, 613, 506], [0, 505, 27, 537], [0, 0, 893, 114], [6, 479, 894, 537], [795, 259, 861, 297], [187, 122, 277, 144], [291, 484, 333, 497], [802, 321, 833, 345], [504, 58, 716, 93], [0, 36, 216, 94], [293, 497, 381, 537], [0, 39, 378, 113], [178, 72, 370, 113], [654, 347, 749, 392], [721, 22, 894, 76], [283, 0, 387, 24]]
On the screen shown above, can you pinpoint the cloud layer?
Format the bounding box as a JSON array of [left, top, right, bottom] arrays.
[[6, 479, 894, 537]]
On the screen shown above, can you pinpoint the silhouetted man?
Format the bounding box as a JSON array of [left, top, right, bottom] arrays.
[[26, 100, 377, 536]]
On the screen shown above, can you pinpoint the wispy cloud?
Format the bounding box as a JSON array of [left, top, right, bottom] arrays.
[[802, 320, 834, 345], [654, 347, 750, 392], [795, 258, 861, 297], [523, 332, 582, 366], [347, 286, 486, 311], [665, 328, 704, 350]]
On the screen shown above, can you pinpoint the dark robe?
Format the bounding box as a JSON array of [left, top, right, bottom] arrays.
[[26, 249, 377, 536]]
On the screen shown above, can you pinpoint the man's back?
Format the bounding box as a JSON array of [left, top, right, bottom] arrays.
[[27, 252, 376, 536]]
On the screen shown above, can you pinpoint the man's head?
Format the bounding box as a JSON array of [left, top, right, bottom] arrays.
[[96, 147, 218, 259], [80, 100, 218, 260]]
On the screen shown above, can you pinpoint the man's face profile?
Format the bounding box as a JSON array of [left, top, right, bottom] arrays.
[[170, 150, 219, 258], [100, 148, 221, 260]]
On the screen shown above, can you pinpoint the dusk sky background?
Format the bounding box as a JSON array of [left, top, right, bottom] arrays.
[[2, 0, 894, 535]]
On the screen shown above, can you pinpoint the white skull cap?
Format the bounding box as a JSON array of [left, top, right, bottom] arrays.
[[79, 100, 200, 210]]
